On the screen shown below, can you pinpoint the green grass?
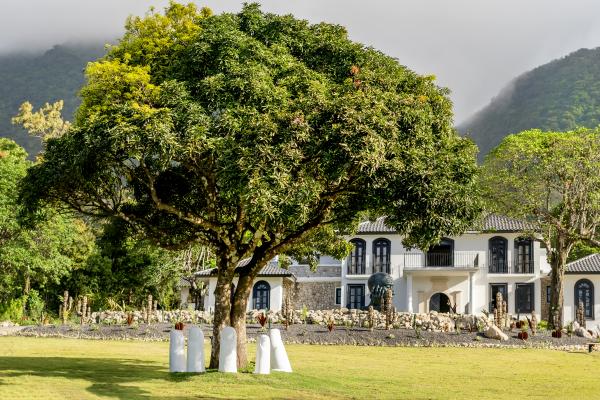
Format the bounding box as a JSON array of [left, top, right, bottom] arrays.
[[1, 337, 600, 399]]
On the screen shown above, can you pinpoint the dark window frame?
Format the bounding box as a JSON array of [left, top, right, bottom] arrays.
[[252, 280, 271, 310], [489, 236, 508, 273], [574, 279, 594, 320], [348, 239, 366, 275], [373, 238, 391, 274], [347, 284, 365, 309], [335, 287, 341, 305], [514, 237, 534, 273], [426, 238, 454, 267], [489, 283, 508, 313], [515, 283, 534, 313]]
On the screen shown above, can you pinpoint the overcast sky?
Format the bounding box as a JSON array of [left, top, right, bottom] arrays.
[[1, 0, 600, 123]]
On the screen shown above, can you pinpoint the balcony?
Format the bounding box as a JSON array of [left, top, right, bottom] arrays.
[[402, 251, 480, 269], [488, 258, 534, 274]]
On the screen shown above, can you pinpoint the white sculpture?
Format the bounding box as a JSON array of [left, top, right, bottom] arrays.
[[187, 326, 205, 373], [218, 326, 237, 373], [169, 330, 186, 373], [269, 329, 292, 372], [254, 334, 271, 374]]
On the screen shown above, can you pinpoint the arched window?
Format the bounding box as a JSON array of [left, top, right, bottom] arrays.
[[348, 239, 366, 275], [489, 236, 508, 273], [252, 281, 270, 310], [373, 238, 391, 274], [575, 279, 594, 320], [515, 237, 533, 273], [427, 238, 454, 267]]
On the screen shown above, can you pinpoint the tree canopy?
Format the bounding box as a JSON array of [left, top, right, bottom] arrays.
[[480, 128, 600, 326], [20, 2, 480, 366]]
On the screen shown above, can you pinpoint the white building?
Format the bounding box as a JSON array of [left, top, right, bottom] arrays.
[[181, 214, 600, 328], [340, 214, 550, 321], [562, 254, 600, 327]]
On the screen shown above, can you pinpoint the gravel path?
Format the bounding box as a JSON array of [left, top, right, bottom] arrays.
[[9, 323, 593, 350]]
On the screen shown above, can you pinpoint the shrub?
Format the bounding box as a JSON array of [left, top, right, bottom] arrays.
[[27, 290, 45, 323], [0, 296, 27, 322]]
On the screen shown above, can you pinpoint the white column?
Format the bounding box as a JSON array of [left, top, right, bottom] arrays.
[[406, 273, 413, 313], [468, 272, 474, 315]]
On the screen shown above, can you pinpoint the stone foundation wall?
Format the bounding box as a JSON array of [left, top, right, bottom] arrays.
[[540, 276, 551, 321], [288, 281, 340, 310]]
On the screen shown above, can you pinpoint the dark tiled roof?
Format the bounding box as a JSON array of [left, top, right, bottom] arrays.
[[288, 265, 341, 278], [356, 214, 534, 234], [566, 254, 600, 274], [477, 214, 536, 232], [193, 261, 293, 278], [357, 217, 396, 233]]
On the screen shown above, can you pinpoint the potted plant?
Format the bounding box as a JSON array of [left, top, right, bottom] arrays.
[[552, 328, 562, 338], [174, 321, 184, 330], [327, 316, 335, 333], [517, 325, 529, 340], [256, 311, 268, 328]]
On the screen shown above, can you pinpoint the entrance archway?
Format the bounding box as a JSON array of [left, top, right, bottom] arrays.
[[429, 292, 450, 313]]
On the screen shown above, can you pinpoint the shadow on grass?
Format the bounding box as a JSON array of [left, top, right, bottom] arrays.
[[0, 356, 226, 399]]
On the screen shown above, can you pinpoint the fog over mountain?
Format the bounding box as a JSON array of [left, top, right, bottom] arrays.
[[1, 0, 600, 123]]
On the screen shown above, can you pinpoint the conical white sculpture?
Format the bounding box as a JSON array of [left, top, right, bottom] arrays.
[[169, 330, 186, 373], [218, 326, 237, 373], [187, 326, 205, 373], [254, 334, 271, 374], [269, 329, 292, 372]]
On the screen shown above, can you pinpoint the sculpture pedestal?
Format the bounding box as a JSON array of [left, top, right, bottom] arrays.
[[254, 334, 271, 374], [169, 330, 186, 373], [218, 326, 237, 373], [269, 329, 292, 372], [187, 326, 205, 373]]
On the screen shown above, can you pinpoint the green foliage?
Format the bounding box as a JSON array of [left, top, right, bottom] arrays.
[[480, 128, 600, 250], [460, 47, 600, 159], [568, 242, 600, 263], [26, 290, 45, 322], [21, 2, 480, 268], [0, 296, 26, 322], [0, 44, 106, 158]]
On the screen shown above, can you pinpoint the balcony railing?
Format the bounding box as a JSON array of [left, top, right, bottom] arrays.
[[402, 251, 480, 269], [488, 258, 534, 274]]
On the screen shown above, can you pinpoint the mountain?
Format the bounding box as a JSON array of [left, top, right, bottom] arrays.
[[458, 47, 600, 159], [0, 44, 106, 157]]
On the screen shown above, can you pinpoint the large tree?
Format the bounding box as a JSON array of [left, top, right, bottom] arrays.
[[20, 3, 480, 367], [480, 128, 600, 327]]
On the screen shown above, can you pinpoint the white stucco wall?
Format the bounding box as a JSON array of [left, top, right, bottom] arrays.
[[203, 276, 285, 313], [563, 274, 600, 329]]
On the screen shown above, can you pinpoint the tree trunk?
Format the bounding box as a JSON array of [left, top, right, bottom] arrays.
[[549, 240, 570, 329], [23, 274, 31, 295], [230, 273, 255, 369], [208, 269, 233, 369]]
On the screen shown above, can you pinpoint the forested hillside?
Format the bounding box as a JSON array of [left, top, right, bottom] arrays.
[[459, 47, 600, 159], [0, 44, 105, 157]]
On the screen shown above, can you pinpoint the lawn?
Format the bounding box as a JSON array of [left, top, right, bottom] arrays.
[[1, 337, 599, 399]]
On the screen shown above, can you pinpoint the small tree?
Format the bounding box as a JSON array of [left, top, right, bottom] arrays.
[[20, 3, 480, 368], [480, 128, 600, 328]]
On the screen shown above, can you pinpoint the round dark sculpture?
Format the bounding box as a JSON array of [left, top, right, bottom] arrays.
[[367, 272, 394, 310]]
